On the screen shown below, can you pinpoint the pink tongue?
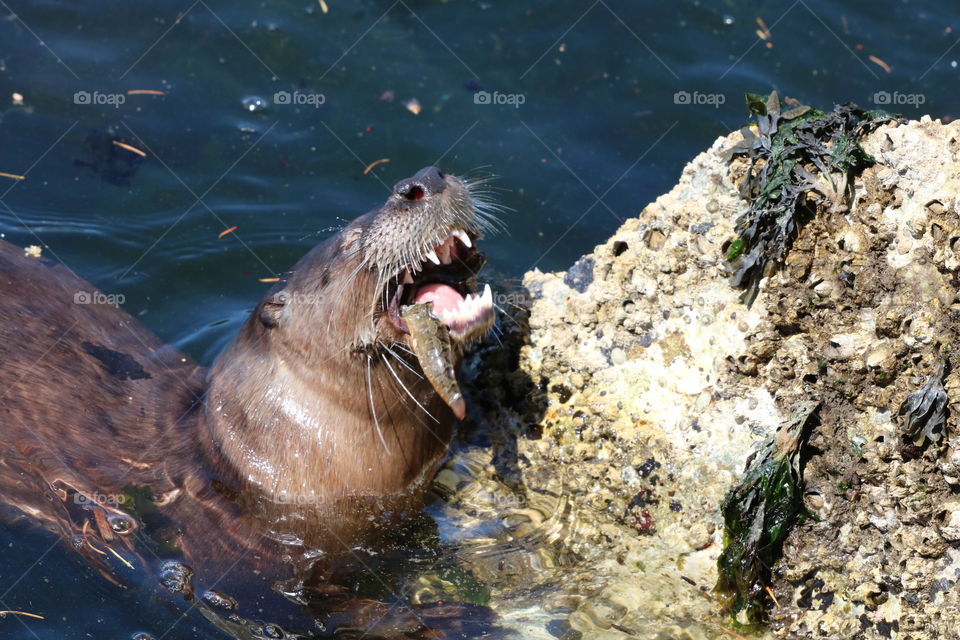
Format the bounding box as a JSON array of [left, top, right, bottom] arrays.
[[413, 283, 464, 314]]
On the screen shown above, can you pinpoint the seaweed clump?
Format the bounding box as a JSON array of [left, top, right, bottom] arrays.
[[899, 362, 950, 447], [715, 402, 819, 624], [725, 92, 897, 305]]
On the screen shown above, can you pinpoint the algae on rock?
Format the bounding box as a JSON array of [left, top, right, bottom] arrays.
[[715, 402, 817, 624], [725, 92, 896, 305]]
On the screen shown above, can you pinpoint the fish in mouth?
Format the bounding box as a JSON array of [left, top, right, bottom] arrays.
[[368, 166, 501, 418]]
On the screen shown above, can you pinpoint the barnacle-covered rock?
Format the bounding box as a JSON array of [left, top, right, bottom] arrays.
[[455, 115, 960, 640]]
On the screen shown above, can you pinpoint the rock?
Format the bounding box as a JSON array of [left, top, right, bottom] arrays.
[[458, 117, 960, 639]]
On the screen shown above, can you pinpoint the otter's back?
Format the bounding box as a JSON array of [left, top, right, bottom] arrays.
[[0, 241, 205, 570]]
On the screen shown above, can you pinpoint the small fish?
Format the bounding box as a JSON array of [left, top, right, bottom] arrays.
[[401, 302, 465, 419]]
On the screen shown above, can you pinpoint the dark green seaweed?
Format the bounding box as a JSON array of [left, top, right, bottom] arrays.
[[715, 402, 819, 623], [899, 362, 950, 446], [725, 92, 898, 306]]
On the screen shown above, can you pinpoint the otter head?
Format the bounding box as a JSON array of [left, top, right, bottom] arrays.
[[205, 167, 500, 509]]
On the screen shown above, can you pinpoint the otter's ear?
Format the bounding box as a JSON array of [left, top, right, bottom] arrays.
[[259, 290, 288, 328]]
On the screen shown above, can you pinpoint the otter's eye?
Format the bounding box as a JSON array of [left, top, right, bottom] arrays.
[[403, 185, 425, 201]]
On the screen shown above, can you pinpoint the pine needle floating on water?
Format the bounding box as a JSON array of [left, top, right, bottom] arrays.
[[755, 16, 772, 40], [112, 141, 147, 157], [259, 277, 280, 283], [108, 547, 135, 570], [0, 611, 45, 620], [126, 89, 166, 96], [318, 0, 329, 13], [218, 225, 238, 239], [0, 171, 24, 181], [868, 55, 892, 73], [81, 520, 108, 556], [363, 158, 390, 174]]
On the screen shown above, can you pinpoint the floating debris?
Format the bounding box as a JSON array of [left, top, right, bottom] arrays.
[[112, 140, 147, 157], [404, 98, 422, 115], [76, 130, 145, 187], [715, 402, 819, 623], [126, 89, 166, 96], [755, 16, 772, 40], [318, 0, 329, 13], [868, 55, 892, 73], [108, 546, 135, 570], [378, 89, 395, 102], [363, 158, 390, 175], [81, 520, 108, 556], [0, 611, 45, 620], [11, 92, 23, 105], [259, 277, 280, 283], [899, 362, 949, 446], [23, 245, 41, 259], [0, 171, 24, 181], [218, 226, 238, 239], [724, 91, 897, 305]]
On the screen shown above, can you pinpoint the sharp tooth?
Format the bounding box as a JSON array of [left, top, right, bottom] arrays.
[[453, 230, 472, 248], [402, 270, 414, 284], [425, 249, 441, 265], [482, 283, 492, 305]]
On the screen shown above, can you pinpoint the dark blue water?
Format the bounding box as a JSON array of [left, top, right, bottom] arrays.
[[0, 0, 957, 637]]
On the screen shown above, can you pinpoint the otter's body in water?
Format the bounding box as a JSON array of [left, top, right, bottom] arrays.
[[0, 167, 499, 632]]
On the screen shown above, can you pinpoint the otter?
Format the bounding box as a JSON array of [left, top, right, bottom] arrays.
[[0, 166, 500, 635]]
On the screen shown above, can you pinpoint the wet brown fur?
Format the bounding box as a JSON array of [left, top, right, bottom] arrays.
[[0, 170, 495, 607]]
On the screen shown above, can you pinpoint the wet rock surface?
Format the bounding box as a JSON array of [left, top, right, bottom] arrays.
[[451, 117, 960, 639]]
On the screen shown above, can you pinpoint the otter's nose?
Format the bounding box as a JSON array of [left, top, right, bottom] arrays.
[[393, 166, 447, 201]]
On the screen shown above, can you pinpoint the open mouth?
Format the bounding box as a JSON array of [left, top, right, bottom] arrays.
[[384, 230, 495, 344], [380, 229, 495, 419]]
